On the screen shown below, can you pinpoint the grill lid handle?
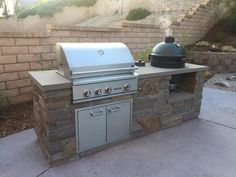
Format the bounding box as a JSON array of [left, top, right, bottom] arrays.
[[90, 109, 105, 117], [71, 67, 138, 76]]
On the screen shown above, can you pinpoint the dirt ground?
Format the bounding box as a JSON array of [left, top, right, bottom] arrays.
[[204, 19, 236, 47], [0, 102, 33, 138], [186, 19, 236, 51]]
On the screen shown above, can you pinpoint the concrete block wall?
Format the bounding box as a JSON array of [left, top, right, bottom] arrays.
[[189, 51, 236, 75], [171, 0, 220, 45], [110, 0, 205, 15], [0, 33, 53, 105], [0, 24, 164, 105], [0, 0, 221, 105]]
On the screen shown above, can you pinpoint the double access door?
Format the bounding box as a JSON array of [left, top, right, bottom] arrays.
[[76, 100, 132, 153]]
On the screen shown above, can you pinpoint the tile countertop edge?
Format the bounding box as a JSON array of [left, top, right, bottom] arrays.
[[28, 70, 72, 91]]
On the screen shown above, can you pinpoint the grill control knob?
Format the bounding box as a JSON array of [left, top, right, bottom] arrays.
[[105, 87, 112, 94], [83, 90, 91, 97], [94, 88, 102, 95], [123, 84, 131, 91]]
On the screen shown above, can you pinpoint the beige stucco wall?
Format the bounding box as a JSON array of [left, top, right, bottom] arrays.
[[0, 5, 98, 32], [0, 0, 123, 32]]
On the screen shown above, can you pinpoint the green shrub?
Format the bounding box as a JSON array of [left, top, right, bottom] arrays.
[[221, 0, 236, 16], [71, 0, 97, 7], [195, 41, 211, 47], [126, 8, 151, 21], [214, 32, 225, 43], [17, 0, 97, 18], [37, 0, 66, 17], [222, 45, 236, 52], [135, 48, 152, 61], [17, 6, 38, 18]]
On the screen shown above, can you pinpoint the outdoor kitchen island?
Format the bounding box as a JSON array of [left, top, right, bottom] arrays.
[[29, 63, 207, 165]]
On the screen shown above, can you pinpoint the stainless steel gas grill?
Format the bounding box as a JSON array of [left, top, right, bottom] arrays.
[[56, 43, 138, 103]]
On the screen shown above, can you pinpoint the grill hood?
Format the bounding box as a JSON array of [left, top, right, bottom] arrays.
[[149, 37, 186, 68], [56, 43, 136, 80], [150, 37, 186, 58]]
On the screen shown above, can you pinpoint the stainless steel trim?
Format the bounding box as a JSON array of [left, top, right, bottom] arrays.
[[75, 111, 79, 153], [73, 91, 136, 104], [75, 99, 132, 112], [70, 63, 135, 73], [130, 99, 133, 135], [73, 73, 138, 85], [72, 67, 136, 76]]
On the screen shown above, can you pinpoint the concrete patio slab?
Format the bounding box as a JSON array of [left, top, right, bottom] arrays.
[[1, 87, 236, 177], [1, 119, 236, 177], [200, 87, 236, 129], [40, 119, 236, 177], [0, 129, 48, 177]]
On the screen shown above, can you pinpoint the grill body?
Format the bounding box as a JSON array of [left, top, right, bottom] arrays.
[[56, 43, 138, 103]]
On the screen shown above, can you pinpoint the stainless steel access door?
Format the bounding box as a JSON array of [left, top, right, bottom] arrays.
[[107, 101, 131, 143], [77, 107, 106, 152]]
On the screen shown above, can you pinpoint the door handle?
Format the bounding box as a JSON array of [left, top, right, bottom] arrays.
[[90, 109, 104, 117], [108, 106, 122, 113]]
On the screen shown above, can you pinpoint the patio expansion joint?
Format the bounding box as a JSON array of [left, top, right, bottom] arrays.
[[36, 167, 51, 177], [199, 117, 236, 131]]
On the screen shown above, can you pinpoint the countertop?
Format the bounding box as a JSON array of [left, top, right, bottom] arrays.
[[29, 63, 208, 91], [28, 70, 71, 91], [136, 63, 208, 79]]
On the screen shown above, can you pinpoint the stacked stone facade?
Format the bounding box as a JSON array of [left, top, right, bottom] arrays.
[[133, 72, 205, 136], [32, 70, 206, 165]]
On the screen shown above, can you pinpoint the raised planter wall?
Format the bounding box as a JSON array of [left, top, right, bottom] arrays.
[[189, 51, 236, 75]]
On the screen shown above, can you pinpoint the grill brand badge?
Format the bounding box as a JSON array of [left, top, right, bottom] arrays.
[[97, 49, 104, 56]]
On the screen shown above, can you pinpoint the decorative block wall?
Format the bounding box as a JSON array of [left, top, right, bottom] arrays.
[[189, 51, 236, 75]]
